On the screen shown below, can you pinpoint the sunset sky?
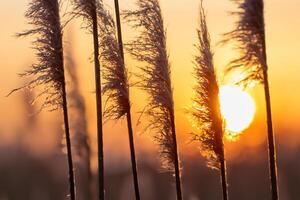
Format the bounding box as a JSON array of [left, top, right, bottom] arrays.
[[0, 0, 299, 164]]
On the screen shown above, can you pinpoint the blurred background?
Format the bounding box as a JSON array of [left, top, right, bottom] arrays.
[[0, 0, 300, 199]]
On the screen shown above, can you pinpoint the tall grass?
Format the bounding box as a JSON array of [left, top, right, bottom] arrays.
[[97, 2, 141, 199], [190, 2, 228, 199], [124, 0, 183, 199], [65, 41, 92, 200], [14, 0, 76, 199], [223, 0, 278, 198], [71, 0, 105, 198]]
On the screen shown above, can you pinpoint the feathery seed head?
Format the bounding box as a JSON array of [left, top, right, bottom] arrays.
[[15, 0, 65, 111], [223, 0, 265, 86], [124, 0, 177, 171], [190, 2, 224, 169], [97, 6, 130, 120], [71, 0, 97, 23]]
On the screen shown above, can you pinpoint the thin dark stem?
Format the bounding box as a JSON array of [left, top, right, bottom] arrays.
[[263, 70, 278, 200], [220, 145, 228, 200], [91, 1, 104, 199], [55, 0, 76, 198], [114, 1, 141, 199], [114, 0, 125, 58], [262, 61, 278, 200], [261, 10, 278, 199], [126, 110, 141, 200], [170, 112, 183, 200], [62, 84, 76, 200]]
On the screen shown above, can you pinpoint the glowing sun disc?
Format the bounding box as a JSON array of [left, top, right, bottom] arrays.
[[219, 86, 255, 133]]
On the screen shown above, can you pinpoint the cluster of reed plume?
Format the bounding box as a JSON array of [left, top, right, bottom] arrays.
[[14, 0, 278, 199]]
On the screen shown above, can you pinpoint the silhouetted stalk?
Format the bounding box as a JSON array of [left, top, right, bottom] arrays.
[[91, 7, 105, 200], [126, 111, 141, 199], [170, 112, 183, 200], [222, 0, 278, 198], [123, 1, 183, 199], [189, 2, 228, 199], [262, 43, 278, 199], [70, 0, 105, 197], [62, 79, 76, 200], [113, 1, 140, 199], [220, 147, 228, 200], [53, 4, 76, 199], [15, 0, 76, 199]]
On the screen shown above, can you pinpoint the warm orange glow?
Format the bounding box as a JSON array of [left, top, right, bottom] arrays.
[[1, 0, 300, 163], [219, 86, 255, 136]]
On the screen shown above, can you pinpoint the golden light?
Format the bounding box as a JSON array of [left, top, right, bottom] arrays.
[[219, 85, 255, 135]]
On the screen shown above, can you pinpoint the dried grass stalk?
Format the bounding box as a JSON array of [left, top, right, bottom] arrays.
[[124, 1, 182, 199], [15, 0, 76, 199], [15, 0, 65, 110], [191, 1, 223, 170], [222, 0, 265, 86], [70, 0, 105, 198], [223, 0, 278, 198], [190, 2, 228, 199], [97, 7, 129, 121], [98, 2, 141, 199]]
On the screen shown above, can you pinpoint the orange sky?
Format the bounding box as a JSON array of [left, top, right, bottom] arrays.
[[0, 0, 300, 163]]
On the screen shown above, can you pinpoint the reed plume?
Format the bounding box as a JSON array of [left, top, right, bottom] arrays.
[[22, 89, 37, 130], [124, 1, 183, 199], [190, 2, 228, 199], [15, 0, 75, 199], [97, 6, 129, 121], [97, 2, 141, 199], [65, 41, 92, 200], [223, 0, 278, 198], [71, 0, 105, 198]]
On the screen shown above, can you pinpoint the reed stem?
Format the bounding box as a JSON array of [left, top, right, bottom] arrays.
[[126, 110, 141, 200], [56, 0, 76, 198], [114, 1, 141, 199], [91, 1, 104, 199], [220, 146, 228, 200], [170, 112, 183, 200], [263, 71, 278, 200], [261, 13, 278, 199], [62, 82, 76, 200], [114, 0, 124, 57], [60, 32, 76, 200]]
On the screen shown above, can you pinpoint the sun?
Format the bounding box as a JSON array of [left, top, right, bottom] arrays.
[[219, 85, 255, 136]]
